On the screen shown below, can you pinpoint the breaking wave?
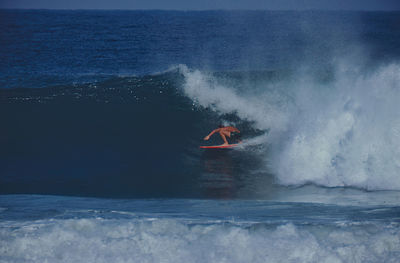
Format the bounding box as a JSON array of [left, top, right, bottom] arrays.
[[180, 62, 400, 190], [1, 218, 399, 263]]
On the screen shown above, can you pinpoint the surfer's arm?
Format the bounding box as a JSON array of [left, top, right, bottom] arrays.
[[232, 127, 240, 133], [225, 126, 240, 133], [204, 128, 220, 140]]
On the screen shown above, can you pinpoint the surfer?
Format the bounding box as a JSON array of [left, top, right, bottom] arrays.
[[204, 125, 241, 146]]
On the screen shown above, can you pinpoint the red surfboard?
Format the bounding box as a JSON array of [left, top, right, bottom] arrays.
[[199, 143, 239, 149]]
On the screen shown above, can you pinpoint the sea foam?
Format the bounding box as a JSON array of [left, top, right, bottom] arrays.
[[1, 218, 399, 263], [180, 63, 400, 190]]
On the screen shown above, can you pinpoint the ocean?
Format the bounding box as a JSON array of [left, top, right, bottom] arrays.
[[1, 9, 400, 262]]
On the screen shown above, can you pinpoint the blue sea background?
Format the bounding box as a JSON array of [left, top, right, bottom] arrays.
[[1, 10, 400, 262]]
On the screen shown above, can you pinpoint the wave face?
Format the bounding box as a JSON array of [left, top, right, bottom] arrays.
[[2, 63, 400, 197], [181, 63, 400, 190], [0, 71, 269, 198]]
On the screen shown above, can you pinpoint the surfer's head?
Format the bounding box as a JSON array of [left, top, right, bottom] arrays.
[[218, 124, 225, 128]]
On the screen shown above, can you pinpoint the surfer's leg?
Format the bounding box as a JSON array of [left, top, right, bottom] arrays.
[[219, 132, 229, 145]]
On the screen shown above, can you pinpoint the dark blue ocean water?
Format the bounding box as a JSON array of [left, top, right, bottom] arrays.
[[1, 10, 400, 262], [1, 10, 399, 89]]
